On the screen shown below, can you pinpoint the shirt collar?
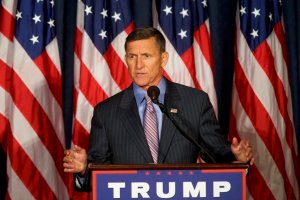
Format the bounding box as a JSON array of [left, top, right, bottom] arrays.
[[133, 77, 166, 105]]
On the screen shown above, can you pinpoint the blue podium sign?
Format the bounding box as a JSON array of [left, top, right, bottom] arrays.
[[91, 165, 246, 200]]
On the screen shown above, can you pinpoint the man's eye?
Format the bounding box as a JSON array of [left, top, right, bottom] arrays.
[[127, 55, 135, 59]]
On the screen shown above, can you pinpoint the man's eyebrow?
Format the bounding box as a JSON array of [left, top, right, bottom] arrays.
[[126, 52, 137, 55]]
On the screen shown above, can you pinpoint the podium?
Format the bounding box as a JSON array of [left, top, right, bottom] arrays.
[[89, 163, 248, 199]]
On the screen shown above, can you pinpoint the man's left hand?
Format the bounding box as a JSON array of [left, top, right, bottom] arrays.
[[231, 137, 254, 165]]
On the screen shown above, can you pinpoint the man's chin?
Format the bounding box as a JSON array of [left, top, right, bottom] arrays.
[[134, 82, 150, 90]]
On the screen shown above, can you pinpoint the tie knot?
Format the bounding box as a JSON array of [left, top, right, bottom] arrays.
[[145, 95, 152, 104], [145, 95, 154, 112]]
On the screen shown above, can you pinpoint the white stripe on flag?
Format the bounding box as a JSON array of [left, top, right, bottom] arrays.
[[204, 19, 210, 34], [74, 53, 81, 91], [0, 33, 14, 66], [76, 0, 85, 33], [46, 38, 62, 74]]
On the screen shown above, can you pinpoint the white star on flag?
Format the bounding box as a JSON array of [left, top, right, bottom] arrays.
[[85, 5, 92, 15], [16, 10, 22, 20], [163, 5, 172, 15], [250, 29, 259, 38], [240, 6, 246, 15], [201, 0, 207, 8], [112, 12, 121, 22], [178, 29, 187, 39], [180, 8, 189, 18], [30, 34, 39, 44], [98, 29, 107, 39], [50, 0, 54, 7], [32, 14, 41, 24], [100, 8, 108, 18], [48, 18, 55, 28], [252, 8, 260, 18], [269, 13, 273, 21]]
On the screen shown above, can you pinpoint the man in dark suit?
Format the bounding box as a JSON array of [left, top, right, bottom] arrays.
[[63, 27, 254, 179]]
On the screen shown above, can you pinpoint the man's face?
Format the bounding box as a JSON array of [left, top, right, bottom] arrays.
[[125, 37, 168, 91]]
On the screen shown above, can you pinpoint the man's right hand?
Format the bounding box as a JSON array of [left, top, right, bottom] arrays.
[[63, 145, 87, 175]]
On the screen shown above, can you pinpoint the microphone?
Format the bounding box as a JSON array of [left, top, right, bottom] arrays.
[[147, 86, 216, 163], [147, 86, 167, 113], [147, 86, 160, 104]]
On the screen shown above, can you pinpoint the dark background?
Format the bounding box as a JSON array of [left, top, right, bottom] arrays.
[[1, 0, 299, 198]]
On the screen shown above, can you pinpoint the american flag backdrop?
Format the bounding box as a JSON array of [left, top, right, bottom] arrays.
[[72, 0, 135, 198], [229, 0, 299, 199], [73, 0, 134, 152], [153, 0, 218, 115], [0, 0, 70, 199]]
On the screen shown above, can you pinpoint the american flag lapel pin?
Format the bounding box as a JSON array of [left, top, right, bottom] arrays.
[[170, 108, 177, 113]]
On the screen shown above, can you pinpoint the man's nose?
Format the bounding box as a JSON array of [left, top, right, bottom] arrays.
[[136, 56, 143, 69]]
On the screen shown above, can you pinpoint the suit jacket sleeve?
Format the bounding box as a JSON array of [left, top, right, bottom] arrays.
[[88, 103, 112, 164]]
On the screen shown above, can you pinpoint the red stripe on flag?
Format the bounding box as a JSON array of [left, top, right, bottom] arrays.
[[79, 61, 108, 106], [194, 23, 214, 68], [124, 22, 135, 35], [103, 45, 132, 90], [0, 114, 57, 200], [70, 190, 89, 200], [234, 59, 296, 200], [0, 114, 6, 145], [73, 119, 90, 149], [0, 59, 69, 187], [228, 112, 276, 200], [34, 51, 63, 108], [273, 22, 288, 65], [180, 47, 201, 89], [253, 41, 299, 179], [0, 5, 14, 42], [6, 192, 12, 200], [75, 28, 83, 59]]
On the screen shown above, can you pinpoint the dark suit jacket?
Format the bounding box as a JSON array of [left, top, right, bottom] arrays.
[[87, 79, 235, 164]]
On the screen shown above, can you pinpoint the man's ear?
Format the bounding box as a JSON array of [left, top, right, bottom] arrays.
[[161, 52, 169, 67]]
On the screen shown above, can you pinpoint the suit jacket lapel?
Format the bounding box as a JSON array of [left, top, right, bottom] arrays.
[[118, 85, 154, 163], [158, 80, 182, 163]]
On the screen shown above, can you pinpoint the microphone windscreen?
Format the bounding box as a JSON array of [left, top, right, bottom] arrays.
[[147, 86, 160, 101]]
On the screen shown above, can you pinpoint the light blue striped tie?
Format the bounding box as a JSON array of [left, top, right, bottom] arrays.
[[144, 95, 159, 163]]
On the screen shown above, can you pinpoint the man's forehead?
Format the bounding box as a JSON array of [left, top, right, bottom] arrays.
[[127, 40, 159, 52], [126, 38, 159, 51], [127, 37, 156, 44]]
